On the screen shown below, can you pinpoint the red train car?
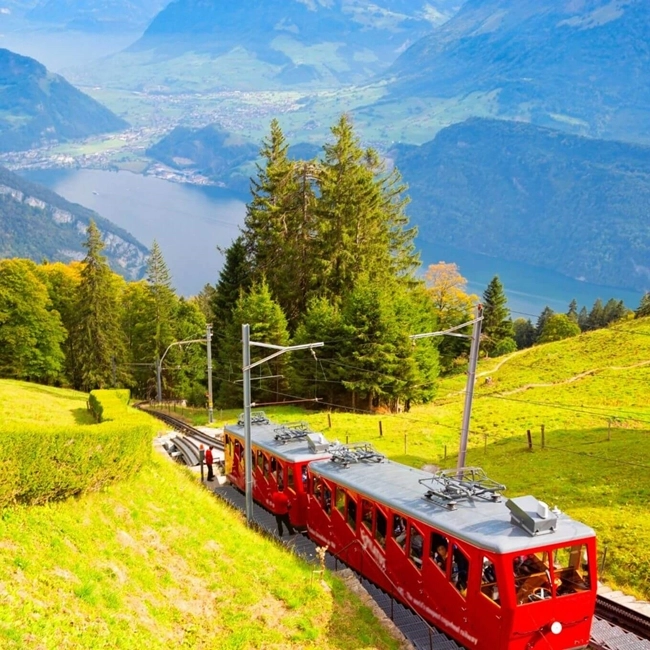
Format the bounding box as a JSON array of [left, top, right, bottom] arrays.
[[307, 453, 597, 650], [224, 416, 330, 528]]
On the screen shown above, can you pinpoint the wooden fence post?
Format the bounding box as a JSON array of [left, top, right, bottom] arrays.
[[444, 445, 447, 460], [541, 424, 545, 449], [327, 413, 332, 429], [527, 430, 533, 451], [379, 421, 383, 437]]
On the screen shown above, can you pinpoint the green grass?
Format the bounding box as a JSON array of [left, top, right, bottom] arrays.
[[175, 317, 650, 598], [0, 381, 400, 649]]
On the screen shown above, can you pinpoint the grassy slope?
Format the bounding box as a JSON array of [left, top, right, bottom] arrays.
[[184, 317, 650, 599], [0, 381, 400, 650]]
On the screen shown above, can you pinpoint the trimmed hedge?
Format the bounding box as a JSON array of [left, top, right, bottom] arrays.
[[0, 389, 159, 508]]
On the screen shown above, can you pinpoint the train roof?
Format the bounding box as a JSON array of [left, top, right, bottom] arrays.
[[224, 422, 331, 464], [309, 458, 596, 555]]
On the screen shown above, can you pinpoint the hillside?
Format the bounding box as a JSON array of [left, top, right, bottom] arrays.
[[377, 0, 650, 144], [187, 316, 650, 599], [394, 118, 650, 292], [26, 0, 167, 31], [73, 0, 445, 92], [0, 165, 148, 280], [0, 380, 400, 650], [0, 48, 128, 153]]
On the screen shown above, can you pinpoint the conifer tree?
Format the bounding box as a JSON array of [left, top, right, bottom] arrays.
[[0, 259, 65, 382], [70, 221, 126, 391], [567, 299, 579, 322], [578, 306, 589, 331], [146, 240, 177, 361], [481, 276, 515, 356], [587, 299, 605, 330], [535, 306, 554, 340], [636, 292, 650, 318], [211, 236, 251, 337], [217, 280, 290, 407]]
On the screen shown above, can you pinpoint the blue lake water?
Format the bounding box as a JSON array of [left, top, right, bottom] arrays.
[[23, 169, 642, 316]]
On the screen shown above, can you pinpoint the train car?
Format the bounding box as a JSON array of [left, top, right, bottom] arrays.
[[307, 450, 596, 650], [224, 414, 331, 528]]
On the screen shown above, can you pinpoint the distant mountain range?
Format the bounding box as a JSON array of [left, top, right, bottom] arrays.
[[0, 48, 127, 153], [378, 0, 650, 144], [0, 165, 148, 279], [73, 0, 453, 91], [26, 0, 167, 31], [395, 118, 650, 292]]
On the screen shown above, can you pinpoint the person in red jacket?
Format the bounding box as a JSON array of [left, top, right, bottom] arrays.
[[205, 446, 215, 482], [272, 485, 295, 537]]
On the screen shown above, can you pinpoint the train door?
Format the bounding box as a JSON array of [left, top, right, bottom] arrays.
[[357, 499, 389, 589], [254, 449, 267, 502], [447, 542, 472, 636], [422, 529, 452, 622], [404, 522, 426, 604], [470, 554, 505, 649]]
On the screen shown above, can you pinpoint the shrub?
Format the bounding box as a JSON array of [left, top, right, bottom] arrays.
[[0, 389, 158, 508]]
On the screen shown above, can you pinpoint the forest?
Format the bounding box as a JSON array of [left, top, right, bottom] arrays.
[[1, 117, 645, 411]]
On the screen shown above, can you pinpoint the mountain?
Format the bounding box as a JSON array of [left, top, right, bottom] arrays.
[[0, 165, 148, 279], [78, 0, 456, 92], [0, 49, 128, 153], [380, 0, 650, 143], [395, 118, 650, 292], [26, 0, 168, 31]]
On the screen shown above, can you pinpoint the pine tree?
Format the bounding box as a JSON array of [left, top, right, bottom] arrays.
[[146, 240, 177, 361], [578, 306, 589, 331], [70, 221, 126, 391], [211, 236, 251, 338], [587, 299, 605, 331], [636, 292, 650, 318], [567, 299, 579, 322], [0, 259, 65, 382], [535, 306, 554, 340], [481, 276, 514, 356], [217, 280, 290, 407]]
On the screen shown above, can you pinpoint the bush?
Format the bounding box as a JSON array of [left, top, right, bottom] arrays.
[[492, 337, 517, 357], [0, 389, 158, 508]]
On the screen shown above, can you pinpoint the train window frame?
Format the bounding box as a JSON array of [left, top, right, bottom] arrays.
[[451, 544, 470, 598], [553, 544, 591, 597], [408, 523, 424, 571], [430, 531, 450, 576], [513, 551, 553, 605], [256, 450, 264, 473], [323, 484, 332, 516], [335, 486, 346, 517], [346, 494, 357, 531], [312, 476, 323, 504], [480, 556, 500, 606], [392, 514, 407, 551], [287, 466, 295, 492], [375, 507, 387, 549], [361, 499, 373, 532]]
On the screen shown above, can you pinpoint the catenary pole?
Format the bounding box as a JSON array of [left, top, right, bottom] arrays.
[[207, 323, 214, 423], [242, 325, 323, 525]]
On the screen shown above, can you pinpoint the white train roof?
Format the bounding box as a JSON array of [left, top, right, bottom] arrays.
[[309, 458, 596, 555], [224, 421, 331, 464]]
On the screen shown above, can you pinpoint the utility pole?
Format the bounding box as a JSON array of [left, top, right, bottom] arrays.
[[155, 335, 209, 404], [410, 304, 483, 473], [242, 324, 323, 524], [207, 323, 213, 423]]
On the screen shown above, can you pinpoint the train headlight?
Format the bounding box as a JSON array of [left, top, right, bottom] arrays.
[[550, 621, 563, 635]]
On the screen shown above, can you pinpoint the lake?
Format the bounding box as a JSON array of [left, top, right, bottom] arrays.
[[23, 169, 642, 316]]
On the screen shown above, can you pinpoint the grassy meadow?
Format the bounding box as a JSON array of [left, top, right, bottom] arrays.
[[0, 380, 401, 650], [177, 317, 650, 599]]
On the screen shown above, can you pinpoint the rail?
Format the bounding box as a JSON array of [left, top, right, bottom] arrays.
[[594, 596, 650, 642], [139, 406, 224, 451]]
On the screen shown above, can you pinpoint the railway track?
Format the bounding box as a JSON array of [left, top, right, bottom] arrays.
[[141, 405, 650, 649]]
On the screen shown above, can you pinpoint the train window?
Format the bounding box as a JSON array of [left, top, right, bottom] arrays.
[[451, 545, 470, 597], [263, 455, 270, 478], [336, 487, 346, 516], [430, 532, 449, 574], [514, 551, 552, 605], [347, 495, 357, 531], [409, 525, 424, 570], [554, 545, 590, 596], [324, 485, 332, 515], [375, 509, 387, 548], [256, 450, 264, 472], [301, 465, 308, 488], [287, 466, 295, 490], [481, 557, 500, 605], [392, 515, 406, 549], [361, 500, 373, 531], [312, 477, 322, 500]]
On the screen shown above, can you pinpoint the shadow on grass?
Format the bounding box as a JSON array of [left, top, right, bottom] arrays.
[[72, 408, 96, 426]]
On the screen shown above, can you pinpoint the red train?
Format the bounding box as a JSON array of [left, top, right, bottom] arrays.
[[224, 415, 597, 650]]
